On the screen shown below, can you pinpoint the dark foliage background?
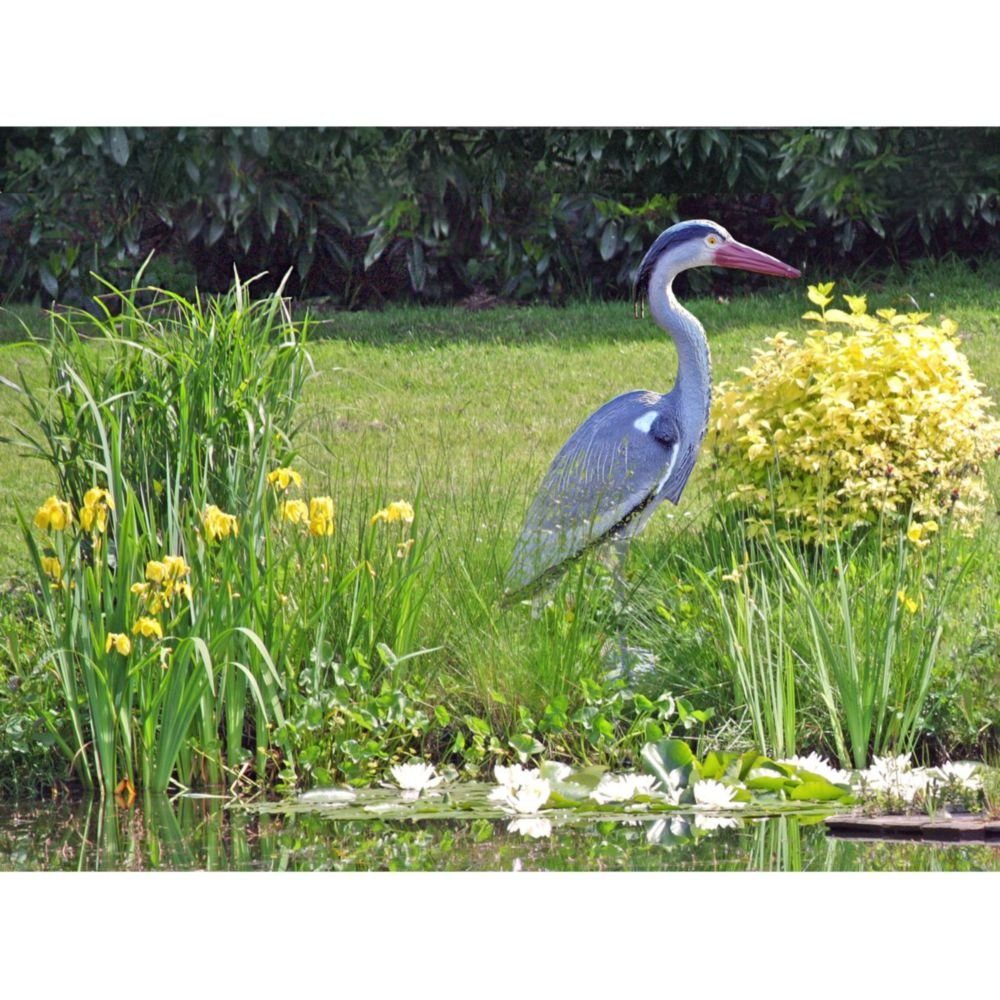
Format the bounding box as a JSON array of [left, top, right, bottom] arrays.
[[1, 127, 998, 306]]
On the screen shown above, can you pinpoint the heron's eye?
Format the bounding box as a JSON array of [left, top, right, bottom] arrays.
[[706, 235, 721, 247]]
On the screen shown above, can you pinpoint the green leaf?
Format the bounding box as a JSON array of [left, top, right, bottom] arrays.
[[641, 739, 694, 791], [547, 766, 603, 802], [263, 197, 279, 236], [434, 704, 450, 727], [737, 750, 767, 780], [364, 226, 392, 269], [38, 265, 58, 298], [599, 220, 620, 261], [509, 733, 544, 758], [464, 714, 491, 738], [745, 775, 795, 793], [698, 750, 738, 780], [407, 240, 426, 291], [108, 127, 130, 166], [789, 780, 850, 802], [250, 127, 270, 157]]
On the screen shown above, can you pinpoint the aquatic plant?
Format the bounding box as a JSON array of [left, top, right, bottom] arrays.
[[853, 753, 985, 814], [390, 761, 443, 796]]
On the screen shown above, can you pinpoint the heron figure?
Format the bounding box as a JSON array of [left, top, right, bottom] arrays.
[[506, 220, 800, 614]]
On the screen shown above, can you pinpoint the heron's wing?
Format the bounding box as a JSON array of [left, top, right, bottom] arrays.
[[506, 391, 679, 594]]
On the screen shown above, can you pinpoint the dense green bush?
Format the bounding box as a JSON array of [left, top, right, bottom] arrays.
[[710, 283, 1000, 542], [2, 127, 998, 307]]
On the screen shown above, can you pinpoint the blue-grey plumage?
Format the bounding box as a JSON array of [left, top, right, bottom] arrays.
[[505, 220, 800, 597]]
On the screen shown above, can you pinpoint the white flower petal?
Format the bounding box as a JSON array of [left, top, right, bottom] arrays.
[[507, 817, 552, 838], [692, 779, 745, 810], [779, 752, 852, 786], [390, 761, 443, 792], [590, 773, 659, 805]]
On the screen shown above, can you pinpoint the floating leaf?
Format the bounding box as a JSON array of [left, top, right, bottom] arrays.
[[697, 750, 739, 780], [789, 780, 851, 803], [745, 775, 795, 793], [641, 739, 694, 791]]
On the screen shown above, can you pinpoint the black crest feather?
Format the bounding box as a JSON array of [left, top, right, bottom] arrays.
[[632, 221, 720, 316]]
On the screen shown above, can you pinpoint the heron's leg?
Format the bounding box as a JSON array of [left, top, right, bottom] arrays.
[[597, 538, 633, 681], [602, 537, 656, 685], [611, 537, 631, 664]]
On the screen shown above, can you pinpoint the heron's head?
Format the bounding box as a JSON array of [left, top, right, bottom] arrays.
[[633, 220, 800, 312]]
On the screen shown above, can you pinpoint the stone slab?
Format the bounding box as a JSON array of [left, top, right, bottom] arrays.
[[826, 812, 1000, 843]]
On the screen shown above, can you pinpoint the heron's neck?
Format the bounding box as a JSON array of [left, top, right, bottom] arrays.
[[648, 270, 712, 429]]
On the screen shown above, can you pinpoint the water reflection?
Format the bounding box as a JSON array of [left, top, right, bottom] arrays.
[[0, 795, 998, 872]]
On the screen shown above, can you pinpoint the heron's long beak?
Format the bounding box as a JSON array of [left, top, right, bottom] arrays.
[[713, 240, 800, 279]]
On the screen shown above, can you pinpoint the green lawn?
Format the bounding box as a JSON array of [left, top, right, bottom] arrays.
[[4, 264, 1000, 580]]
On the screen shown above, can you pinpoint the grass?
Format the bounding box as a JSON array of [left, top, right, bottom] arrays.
[[2, 259, 1000, 789]]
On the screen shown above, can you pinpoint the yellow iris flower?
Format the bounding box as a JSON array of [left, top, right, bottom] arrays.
[[370, 500, 415, 526], [132, 616, 164, 639], [202, 504, 239, 542], [309, 496, 335, 536], [34, 496, 73, 532], [105, 632, 132, 656], [136, 554, 192, 613], [267, 467, 303, 492], [79, 487, 114, 533], [280, 499, 309, 525], [41, 555, 62, 580]]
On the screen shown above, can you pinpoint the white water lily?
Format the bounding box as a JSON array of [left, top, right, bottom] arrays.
[[692, 779, 745, 809], [490, 764, 551, 814], [856, 754, 941, 805], [494, 775, 551, 812], [538, 761, 573, 782], [490, 777, 551, 814], [693, 814, 740, 832], [590, 772, 659, 805], [779, 752, 852, 786], [868, 753, 912, 779], [507, 817, 552, 839], [896, 769, 933, 805], [390, 761, 443, 795], [494, 763, 537, 788], [856, 753, 913, 794], [935, 761, 983, 791]]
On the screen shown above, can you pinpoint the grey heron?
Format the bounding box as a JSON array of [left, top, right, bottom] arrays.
[[506, 219, 800, 598]]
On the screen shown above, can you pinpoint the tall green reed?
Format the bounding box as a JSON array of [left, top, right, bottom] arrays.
[[712, 548, 797, 761], [7, 266, 312, 522], [7, 273, 328, 792], [640, 496, 969, 770], [777, 525, 960, 769]]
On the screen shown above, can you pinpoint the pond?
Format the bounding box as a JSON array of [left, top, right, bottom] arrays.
[[2, 789, 998, 872]]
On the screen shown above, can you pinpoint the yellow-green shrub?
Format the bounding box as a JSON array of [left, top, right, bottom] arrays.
[[710, 283, 1000, 542]]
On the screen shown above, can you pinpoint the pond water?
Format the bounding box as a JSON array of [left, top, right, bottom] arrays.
[[2, 789, 998, 872]]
